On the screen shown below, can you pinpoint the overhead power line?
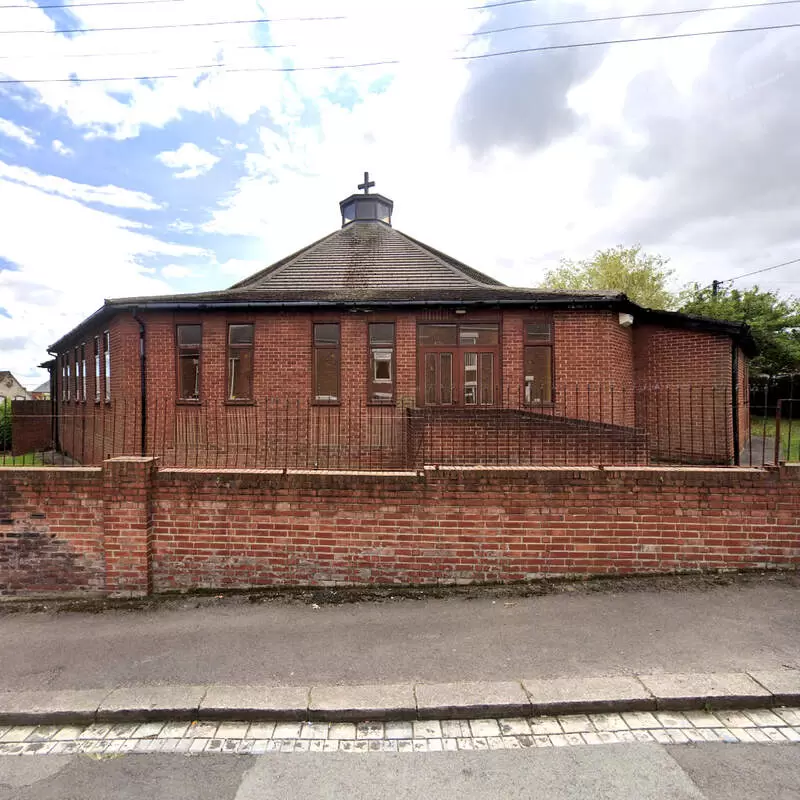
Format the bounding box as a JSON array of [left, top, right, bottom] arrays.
[[2, 0, 798, 36], [723, 257, 800, 285], [0, 19, 798, 83], [0, 0, 536, 10], [474, 0, 800, 37], [0, 13, 347, 34], [2, 0, 798, 61]]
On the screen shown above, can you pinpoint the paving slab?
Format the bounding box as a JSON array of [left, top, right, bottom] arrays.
[[309, 683, 415, 721], [97, 685, 206, 722], [415, 681, 530, 720], [639, 672, 772, 710], [748, 670, 800, 705], [0, 689, 110, 725], [522, 676, 654, 715], [199, 685, 310, 721]]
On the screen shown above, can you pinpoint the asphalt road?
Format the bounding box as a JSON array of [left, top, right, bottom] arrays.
[[0, 744, 797, 799], [0, 581, 798, 690]]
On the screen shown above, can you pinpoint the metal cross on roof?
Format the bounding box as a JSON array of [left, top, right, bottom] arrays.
[[358, 171, 375, 195]]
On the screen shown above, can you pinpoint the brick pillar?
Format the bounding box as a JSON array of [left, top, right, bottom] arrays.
[[103, 456, 156, 597]]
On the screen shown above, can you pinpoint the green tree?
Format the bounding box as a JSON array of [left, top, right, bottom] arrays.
[[0, 399, 11, 452], [679, 284, 800, 375], [544, 245, 677, 310]]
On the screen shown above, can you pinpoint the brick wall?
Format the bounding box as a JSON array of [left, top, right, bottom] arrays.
[[407, 408, 648, 467], [10, 400, 52, 456], [0, 467, 105, 595], [49, 308, 741, 467], [634, 325, 735, 463], [3, 460, 796, 596], [150, 466, 799, 590]]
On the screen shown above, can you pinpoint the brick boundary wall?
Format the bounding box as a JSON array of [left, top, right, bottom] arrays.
[[1, 460, 798, 597]]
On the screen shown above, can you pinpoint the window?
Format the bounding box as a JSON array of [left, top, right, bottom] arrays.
[[313, 323, 340, 402], [80, 343, 87, 402], [418, 323, 498, 406], [368, 323, 395, 403], [177, 324, 201, 401], [61, 354, 68, 402], [103, 331, 111, 402], [73, 347, 80, 401], [524, 318, 553, 405], [227, 323, 254, 401], [94, 337, 101, 403]]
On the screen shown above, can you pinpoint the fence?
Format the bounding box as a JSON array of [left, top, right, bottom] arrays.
[[2, 380, 799, 470]]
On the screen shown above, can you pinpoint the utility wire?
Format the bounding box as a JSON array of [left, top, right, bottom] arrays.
[[1, 1, 798, 62], [0, 0, 537, 10], [475, 0, 800, 38], [0, 14, 347, 34], [723, 257, 800, 285], [0, 20, 798, 82], [2, 0, 798, 35]]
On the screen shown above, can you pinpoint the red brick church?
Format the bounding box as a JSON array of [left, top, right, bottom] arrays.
[[48, 175, 755, 468]]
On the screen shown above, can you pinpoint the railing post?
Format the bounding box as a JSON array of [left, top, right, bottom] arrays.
[[774, 399, 782, 466]]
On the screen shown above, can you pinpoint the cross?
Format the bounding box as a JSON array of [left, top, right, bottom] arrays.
[[358, 171, 375, 195]]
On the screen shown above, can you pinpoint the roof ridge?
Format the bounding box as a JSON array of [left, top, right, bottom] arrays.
[[392, 229, 506, 288], [226, 228, 344, 291]]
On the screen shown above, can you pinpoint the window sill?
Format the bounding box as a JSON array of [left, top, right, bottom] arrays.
[[311, 400, 340, 407], [367, 401, 395, 407], [224, 399, 255, 406], [176, 399, 202, 406]]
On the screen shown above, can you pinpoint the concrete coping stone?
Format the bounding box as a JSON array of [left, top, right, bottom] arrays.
[[308, 684, 416, 721], [638, 672, 773, 710], [199, 685, 310, 722], [522, 676, 655, 715], [415, 681, 531, 720], [0, 672, 796, 726], [748, 670, 800, 706], [96, 685, 207, 723], [0, 689, 111, 725]]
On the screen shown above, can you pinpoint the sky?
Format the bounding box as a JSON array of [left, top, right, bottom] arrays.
[[0, 0, 798, 388]]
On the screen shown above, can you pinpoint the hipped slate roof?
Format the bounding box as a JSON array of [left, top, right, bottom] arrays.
[[48, 220, 757, 356]]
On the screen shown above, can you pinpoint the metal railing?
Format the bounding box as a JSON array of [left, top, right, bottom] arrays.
[[2, 379, 799, 470]]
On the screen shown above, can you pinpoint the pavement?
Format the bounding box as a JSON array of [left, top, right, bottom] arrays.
[[0, 575, 797, 726]]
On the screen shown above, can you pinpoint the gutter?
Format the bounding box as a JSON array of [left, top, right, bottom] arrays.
[[131, 310, 147, 457]]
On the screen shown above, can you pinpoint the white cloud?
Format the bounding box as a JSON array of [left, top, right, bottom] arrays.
[[161, 264, 194, 279], [157, 142, 220, 179], [51, 139, 74, 157], [0, 117, 37, 148], [0, 160, 160, 209], [0, 165, 207, 382]]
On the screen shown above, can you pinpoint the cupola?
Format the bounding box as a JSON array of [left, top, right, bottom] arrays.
[[339, 171, 393, 227]]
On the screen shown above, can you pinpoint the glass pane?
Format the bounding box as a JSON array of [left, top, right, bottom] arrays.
[[459, 325, 498, 346], [177, 324, 201, 347], [463, 352, 477, 405], [424, 353, 437, 405], [524, 346, 552, 404], [419, 324, 457, 346], [314, 323, 340, 346], [526, 320, 552, 343], [372, 349, 392, 382], [179, 354, 200, 399], [479, 352, 494, 405], [314, 348, 339, 401], [228, 348, 253, 399], [440, 353, 453, 405], [229, 323, 254, 345], [369, 323, 394, 345]]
